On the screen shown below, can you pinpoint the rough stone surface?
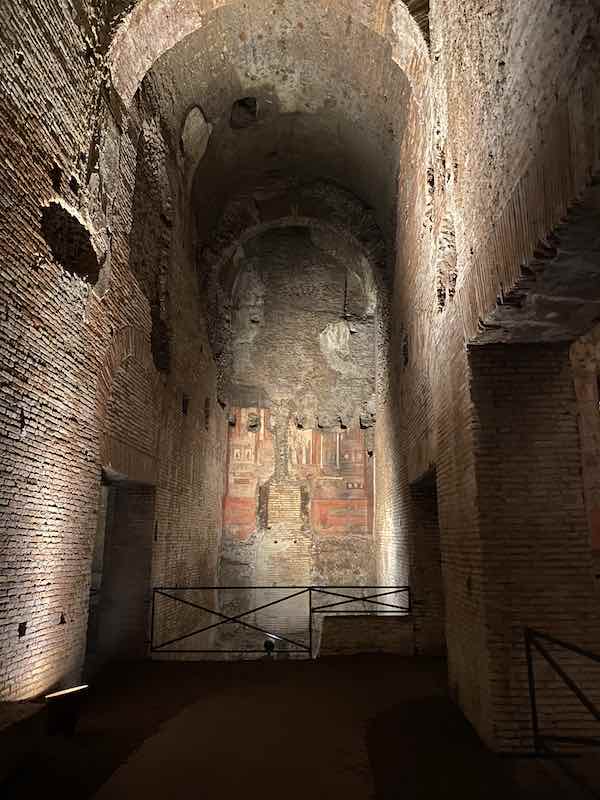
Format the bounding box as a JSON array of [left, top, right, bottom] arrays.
[[1, 0, 600, 762]]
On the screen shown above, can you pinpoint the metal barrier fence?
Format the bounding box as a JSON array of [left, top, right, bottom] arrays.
[[150, 585, 411, 658], [525, 627, 600, 798]]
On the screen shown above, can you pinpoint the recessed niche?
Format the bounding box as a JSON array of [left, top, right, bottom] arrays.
[[41, 202, 99, 283], [247, 412, 260, 432], [151, 305, 171, 373], [435, 215, 458, 312], [49, 164, 62, 192], [181, 106, 211, 162], [230, 97, 258, 129]]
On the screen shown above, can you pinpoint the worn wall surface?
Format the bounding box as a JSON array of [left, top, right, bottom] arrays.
[[571, 325, 600, 584], [0, 1, 226, 698], [2, 0, 600, 758], [218, 227, 377, 593], [471, 344, 599, 749]]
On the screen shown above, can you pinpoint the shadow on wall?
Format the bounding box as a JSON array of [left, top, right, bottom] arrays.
[[85, 475, 155, 676]]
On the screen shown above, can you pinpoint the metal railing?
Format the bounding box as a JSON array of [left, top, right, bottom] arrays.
[[525, 627, 600, 798], [150, 585, 411, 658]]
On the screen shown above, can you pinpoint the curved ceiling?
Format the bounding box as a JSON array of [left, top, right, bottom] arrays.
[[139, 1, 412, 241], [109, 0, 430, 106]]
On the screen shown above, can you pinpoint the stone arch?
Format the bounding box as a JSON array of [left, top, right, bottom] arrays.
[[108, 0, 430, 108], [96, 325, 163, 484], [201, 181, 387, 286]]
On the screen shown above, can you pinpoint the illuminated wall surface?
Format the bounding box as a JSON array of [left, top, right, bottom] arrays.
[[1, 0, 600, 755], [223, 409, 373, 573]]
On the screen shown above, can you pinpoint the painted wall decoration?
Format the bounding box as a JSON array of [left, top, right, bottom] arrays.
[[222, 406, 274, 540], [288, 424, 372, 536], [222, 407, 372, 542]]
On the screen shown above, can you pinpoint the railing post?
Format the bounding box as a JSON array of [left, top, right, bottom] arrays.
[[308, 588, 313, 659], [150, 588, 156, 653], [525, 628, 540, 752]]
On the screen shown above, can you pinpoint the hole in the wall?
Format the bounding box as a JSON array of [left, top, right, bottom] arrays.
[[19, 408, 25, 432], [18, 621, 27, 638], [230, 97, 259, 129], [247, 412, 260, 433], [204, 397, 211, 431], [360, 413, 376, 429], [435, 215, 457, 312], [182, 394, 190, 416], [69, 175, 80, 195], [59, 612, 66, 625], [41, 202, 99, 283], [50, 164, 62, 192], [181, 106, 211, 162], [150, 304, 170, 372], [427, 167, 435, 193]]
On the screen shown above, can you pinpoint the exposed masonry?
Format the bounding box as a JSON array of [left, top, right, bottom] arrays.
[[41, 202, 100, 283], [217, 227, 377, 634], [435, 214, 457, 312], [1, 0, 600, 760]]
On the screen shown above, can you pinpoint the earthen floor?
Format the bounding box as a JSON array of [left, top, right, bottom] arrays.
[[1, 655, 582, 798]]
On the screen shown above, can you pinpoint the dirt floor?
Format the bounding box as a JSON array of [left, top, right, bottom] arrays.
[[0, 655, 589, 799]]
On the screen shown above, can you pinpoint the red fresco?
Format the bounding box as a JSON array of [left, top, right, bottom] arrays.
[[223, 407, 373, 539], [223, 407, 274, 539]]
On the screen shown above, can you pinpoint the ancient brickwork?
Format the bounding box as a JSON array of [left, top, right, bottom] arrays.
[[0, 2, 226, 698], [571, 326, 600, 584], [409, 475, 444, 655], [471, 344, 600, 749], [217, 227, 377, 591], [0, 0, 106, 700], [2, 0, 600, 760]]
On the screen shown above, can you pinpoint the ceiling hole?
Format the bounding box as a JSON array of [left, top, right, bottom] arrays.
[[231, 97, 258, 129]]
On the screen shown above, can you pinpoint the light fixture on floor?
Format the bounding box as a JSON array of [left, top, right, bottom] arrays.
[[45, 684, 89, 736], [264, 638, 275, 657]]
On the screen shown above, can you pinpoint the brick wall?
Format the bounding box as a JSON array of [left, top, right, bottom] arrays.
[[2, 0, 600, 755], [571, 325, 600, 586], [0, 2, 226, 698], [217, 227, 377, 595], [471, 343, 600, 749], [409, 473, 445, 655]]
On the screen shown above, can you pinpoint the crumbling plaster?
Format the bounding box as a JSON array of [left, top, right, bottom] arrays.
[[1, 0, 600, 758]]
